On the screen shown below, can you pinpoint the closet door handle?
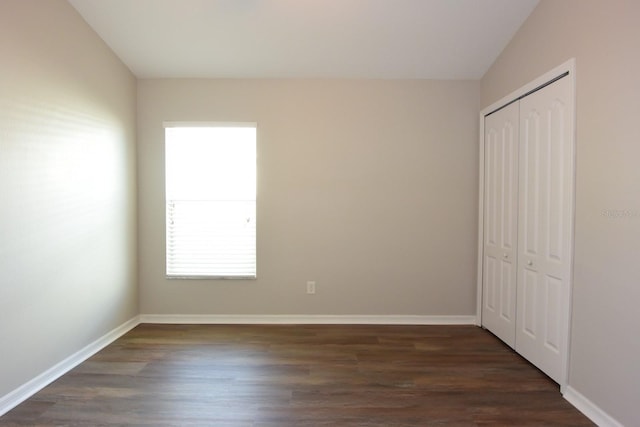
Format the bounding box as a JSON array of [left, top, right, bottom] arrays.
[[527, 260, 533, 266]]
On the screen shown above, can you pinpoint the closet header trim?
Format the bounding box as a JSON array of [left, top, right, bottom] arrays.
[[485, 71, 570, 118]]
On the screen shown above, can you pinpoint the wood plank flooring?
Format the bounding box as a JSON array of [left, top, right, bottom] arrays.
[[1, 324, 594, 426]]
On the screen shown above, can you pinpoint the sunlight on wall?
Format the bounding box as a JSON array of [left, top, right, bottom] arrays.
[[0, 95, 130, 338]]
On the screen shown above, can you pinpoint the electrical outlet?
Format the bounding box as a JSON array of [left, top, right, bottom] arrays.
[[306, 281, 316, 294]]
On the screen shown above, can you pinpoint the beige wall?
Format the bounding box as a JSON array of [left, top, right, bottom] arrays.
[[481, 1, 640, 425], [138, 79, 479, 316], [0, 0, 137, 398]]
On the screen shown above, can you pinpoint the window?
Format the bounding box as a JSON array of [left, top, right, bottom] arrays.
[[165, 122, 256, 279]]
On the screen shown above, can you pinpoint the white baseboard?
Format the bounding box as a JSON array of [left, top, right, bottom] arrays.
[[0, 316, 140, 417], [139, 314, 477, 325], [0, 314, 475, 417], [1, 313, 626, 427], [563, 386, 624, 427]]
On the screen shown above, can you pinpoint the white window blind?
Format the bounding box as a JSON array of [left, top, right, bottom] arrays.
[[165, 123, 256, 279]]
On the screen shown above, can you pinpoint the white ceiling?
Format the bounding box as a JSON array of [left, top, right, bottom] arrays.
[[67, 0, 539, 79]]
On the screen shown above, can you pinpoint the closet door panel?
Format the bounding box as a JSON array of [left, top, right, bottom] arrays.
[[482, 102, 519, 348], [516, 75, 573, 383]]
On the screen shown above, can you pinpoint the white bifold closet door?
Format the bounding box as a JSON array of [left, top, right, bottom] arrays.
[[516, 76, 573, 383], [482, 74, 574, 384], [482, 101, 519, 348]]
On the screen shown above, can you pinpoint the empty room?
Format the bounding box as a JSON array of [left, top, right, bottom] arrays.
[[0, 0, 638, 425]]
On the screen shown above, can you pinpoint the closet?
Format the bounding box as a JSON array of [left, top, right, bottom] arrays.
[[479, 61, 575, 386]]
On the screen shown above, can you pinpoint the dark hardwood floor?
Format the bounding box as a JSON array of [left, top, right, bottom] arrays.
[[1, 324, 593, 426]]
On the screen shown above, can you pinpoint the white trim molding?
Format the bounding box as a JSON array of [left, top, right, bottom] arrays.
[[0, 314, 478, 418], [139, 314, 477, 325], [563, 386, 624, 427], [0, 316, 140, 417], [5, 313, 612, 426]]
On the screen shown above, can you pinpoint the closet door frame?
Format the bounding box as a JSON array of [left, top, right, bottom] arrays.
[[476, 58, 576, 392]]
